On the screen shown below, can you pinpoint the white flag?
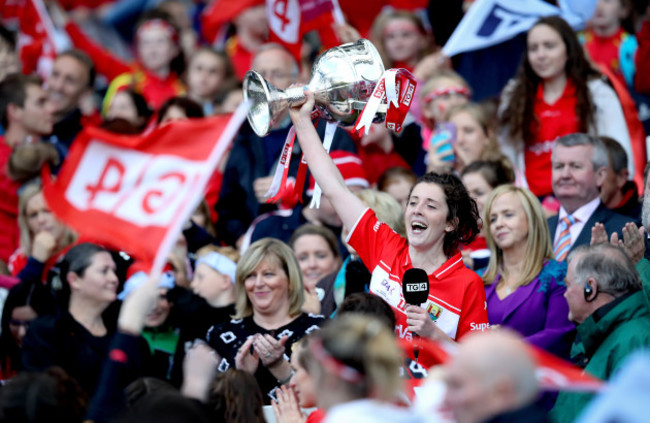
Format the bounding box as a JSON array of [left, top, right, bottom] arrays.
[[442, 0, 591, 58], [558, 0, 598, 23]]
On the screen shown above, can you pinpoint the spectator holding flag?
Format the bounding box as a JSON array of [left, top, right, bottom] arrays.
[[54, 5, 186, 111], [498, 16, 634, 208], [200, 0, 267, 81]]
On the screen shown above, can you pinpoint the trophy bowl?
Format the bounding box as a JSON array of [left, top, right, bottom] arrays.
[[244, 39, 386, 137]]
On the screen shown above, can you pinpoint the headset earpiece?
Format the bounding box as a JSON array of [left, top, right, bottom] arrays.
[[584, 281, 594, 301]]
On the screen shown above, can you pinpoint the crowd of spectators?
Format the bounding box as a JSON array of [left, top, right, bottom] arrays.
[[1, 0, 650, 422]]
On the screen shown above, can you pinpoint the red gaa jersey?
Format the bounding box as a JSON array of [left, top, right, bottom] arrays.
[[347, 209, 489, 340]]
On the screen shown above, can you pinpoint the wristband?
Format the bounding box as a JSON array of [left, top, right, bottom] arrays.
[[277, 369, 295, 385]]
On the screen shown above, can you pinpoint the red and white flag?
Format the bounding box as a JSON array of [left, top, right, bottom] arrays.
[[1, 0, 59, 78], [400, 337, 604, 393], [266, 0, 344, 65], [43, 102, 249, 275], [530, 345, 604, 392]]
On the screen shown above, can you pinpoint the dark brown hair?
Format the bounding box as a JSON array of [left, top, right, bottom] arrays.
[[0, 367, 88, 422], [289, 223, 341, 260], [156, 96, 204, 124], [460, 159, 516, 189], [209, 369, 265, 423], [501, 16, 599, 144], [408, 172, 481, 256], [0, 73, 43, 127], [377, 167, 417, 192]]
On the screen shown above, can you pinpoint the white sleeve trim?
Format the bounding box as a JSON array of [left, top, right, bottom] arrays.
[[345, 207, 371, 244]]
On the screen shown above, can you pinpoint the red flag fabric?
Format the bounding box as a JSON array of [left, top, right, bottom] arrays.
[[529, 345, 604, 392], [399, 337, 604, 393], [0, 1, 21, 26], [266, 0, 341, 65], [12, 0, 58, 78], [42, 106, 248, 274], [200, 0, 265, 44]]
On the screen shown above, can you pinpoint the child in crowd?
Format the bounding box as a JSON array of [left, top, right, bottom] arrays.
[[118, 271, 178, 381], [414, 71, 472, 174], [201, 0, 267, 81], [420, 70, 472, 142], [104, 88, 151, 132], [371, 9, 430, 72], [581, 0, 637, 87], [168, 245, 238, 386], [186, 47, 236, 116], [428, 102, 508, 176], [377, 166, 417, 210]]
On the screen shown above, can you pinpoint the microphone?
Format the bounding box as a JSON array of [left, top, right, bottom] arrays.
[[402, 268, 429, 363], [402, 268, 429, 306]]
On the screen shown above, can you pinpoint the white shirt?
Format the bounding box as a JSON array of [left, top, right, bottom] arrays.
[[554, 197, 602, 247], [323, 399, 426, 423]]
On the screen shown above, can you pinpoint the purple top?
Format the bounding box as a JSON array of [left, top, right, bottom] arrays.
[[485, 260, 575, 358]]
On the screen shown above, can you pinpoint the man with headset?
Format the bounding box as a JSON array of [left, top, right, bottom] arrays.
[[549, 243, 650, 423]]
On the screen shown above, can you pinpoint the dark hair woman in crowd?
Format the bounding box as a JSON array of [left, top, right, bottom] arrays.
[[209, 369, 266, 423], [0, 367, 88, 422], [0, 282, 46, 379], [499, 15, 634, 203], [289, 92, 487, 343], [21, 243, 148, 396]]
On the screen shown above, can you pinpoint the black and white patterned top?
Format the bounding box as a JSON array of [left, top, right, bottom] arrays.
[[206, 313, 324, 403]]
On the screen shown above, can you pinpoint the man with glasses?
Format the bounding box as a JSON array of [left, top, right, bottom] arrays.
[[217, 43, 357, 248]]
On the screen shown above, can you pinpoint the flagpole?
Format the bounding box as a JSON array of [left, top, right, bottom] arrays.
[[31, 0, 60, 53], [149, 100, 251, 277], [330, 0, 346, 25]]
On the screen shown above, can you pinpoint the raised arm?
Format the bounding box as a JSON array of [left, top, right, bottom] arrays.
[[288, 91, 367, 230]]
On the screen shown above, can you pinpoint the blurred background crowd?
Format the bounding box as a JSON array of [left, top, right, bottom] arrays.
[[1, 0, 650, 422]]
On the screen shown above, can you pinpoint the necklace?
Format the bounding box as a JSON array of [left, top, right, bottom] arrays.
[[498, 280, 517, 296]]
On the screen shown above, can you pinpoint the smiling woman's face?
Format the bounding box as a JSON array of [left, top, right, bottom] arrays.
[[72, 251, 119, 305], [293, 234, 339, 289], [244, 257, 290, 317], [405, 182, 453, 251]]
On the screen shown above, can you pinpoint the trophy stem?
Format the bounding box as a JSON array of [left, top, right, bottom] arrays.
[[284, 86, 308, 107]]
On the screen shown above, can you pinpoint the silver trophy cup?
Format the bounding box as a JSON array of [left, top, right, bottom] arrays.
[[243, 39, 386, 137]]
